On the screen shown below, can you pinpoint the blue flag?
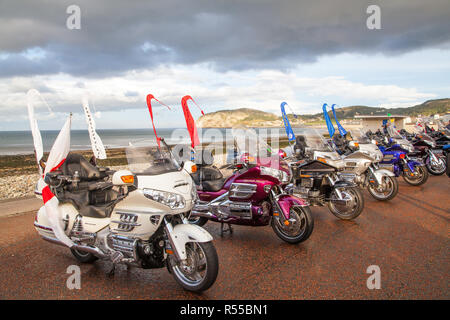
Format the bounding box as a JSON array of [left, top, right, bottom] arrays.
[[331, 104, 347, 136], [280, 102, 296, 141], [322, 103, 335, 137]]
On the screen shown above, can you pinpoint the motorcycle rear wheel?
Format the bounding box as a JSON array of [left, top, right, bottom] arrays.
[[327, 187, 364, 220], [367, 176, 398, 201], [271, 206, 314, 244], [402, 165, 429, 185], [70, 248, 98, 263], [168, 241, 218, 292]]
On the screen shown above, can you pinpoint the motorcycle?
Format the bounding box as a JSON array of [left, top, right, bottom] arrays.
[[368, 126, 429, 186], [444, 144, 450, 178], [35, 125, 219, 292], [325, 104, 398, 201], [188, 127, 314, 244], [285, 130, 365, 220], [403, 125, 447, 176], [426, 119, 450, 147]]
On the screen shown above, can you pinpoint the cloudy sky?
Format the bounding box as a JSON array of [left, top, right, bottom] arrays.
[[1, 0, 449, 130]]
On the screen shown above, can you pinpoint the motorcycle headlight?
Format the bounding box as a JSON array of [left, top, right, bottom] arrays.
[[143, 188, 186, 210], [260, 166, 290, 183]]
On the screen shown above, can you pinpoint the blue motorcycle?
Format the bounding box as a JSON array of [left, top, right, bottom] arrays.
[[369, 127, 429, 186]]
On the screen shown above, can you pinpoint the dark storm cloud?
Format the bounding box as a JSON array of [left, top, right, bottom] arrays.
[[0, 0, 449, 77]]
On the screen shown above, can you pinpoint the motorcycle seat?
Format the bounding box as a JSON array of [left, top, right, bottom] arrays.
[[62, 153, 108, 181], [191, 165, 227, 192], [202, 177, 227, 192]]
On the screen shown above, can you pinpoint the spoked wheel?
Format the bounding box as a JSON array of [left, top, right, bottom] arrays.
[[367, 176, 399, 201], [168, 241, 218, 292], [426, 155, 446, 175], [402, 165, 429, 185], [187, 216, 208, 227], [328, 187, 364, 220], [70, 248, 98, 263], [271, 206, 314, 244]]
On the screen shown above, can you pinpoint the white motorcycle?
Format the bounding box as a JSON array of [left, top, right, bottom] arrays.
[[34, 139, 219, 292]]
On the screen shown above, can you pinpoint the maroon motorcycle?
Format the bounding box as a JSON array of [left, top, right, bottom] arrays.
[[404, 126, 447, 175], [187, 128, 314, 244]]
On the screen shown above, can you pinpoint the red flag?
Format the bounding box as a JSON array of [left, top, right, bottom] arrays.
[[181, 95, 204, 148], [42, 116, 73, 247], [146, 94, 171, 147]]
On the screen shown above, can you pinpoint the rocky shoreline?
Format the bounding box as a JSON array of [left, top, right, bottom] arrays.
[[0, 173, 41, 200]]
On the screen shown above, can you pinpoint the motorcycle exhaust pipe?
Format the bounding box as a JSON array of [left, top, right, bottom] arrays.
[[190, 209, 215, 219], [41, 235, 107, 258]]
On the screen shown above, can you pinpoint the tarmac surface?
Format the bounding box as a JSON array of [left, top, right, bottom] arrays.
[[0, 175, 448, 299]]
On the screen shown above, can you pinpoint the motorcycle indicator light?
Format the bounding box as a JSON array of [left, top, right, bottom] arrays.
[[354, 142, 359, 148], [191, 164, 198, 173], [121, 175, 135, 184], [317, 157, 327, 163], [399, 153, 406, 159]]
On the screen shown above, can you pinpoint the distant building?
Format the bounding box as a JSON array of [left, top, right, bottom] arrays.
[[354, 115, 409, 130]]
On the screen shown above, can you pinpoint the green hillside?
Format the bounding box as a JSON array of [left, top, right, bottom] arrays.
[[197, 99, 450, 127]]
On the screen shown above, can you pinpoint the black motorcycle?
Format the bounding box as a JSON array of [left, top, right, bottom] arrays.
[[285, 136, 364, 220]]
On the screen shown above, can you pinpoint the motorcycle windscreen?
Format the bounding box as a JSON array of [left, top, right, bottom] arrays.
[[231, 127, 281, 168], [348, 128, 371, 143], [387, 125, 403, 139], [412, 125, 435, 142], [297, 128, 335, 153], [125, 141, 181, 175]]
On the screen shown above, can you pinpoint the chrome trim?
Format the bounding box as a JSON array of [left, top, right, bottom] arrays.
[[112, 212, 141, 232], [41, 235, 107, 258], [229, 183, 257, 199]]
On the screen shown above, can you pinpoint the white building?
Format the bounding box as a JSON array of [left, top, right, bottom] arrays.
[[354, 115, 409, 131]]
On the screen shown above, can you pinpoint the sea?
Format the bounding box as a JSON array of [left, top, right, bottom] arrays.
[[0, 127, 296, 155]]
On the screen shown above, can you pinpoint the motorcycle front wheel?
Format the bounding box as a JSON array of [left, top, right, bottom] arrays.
[[367, 175, 398, 201], [271, 206, 314, 244], [167, 241, 218, 292], [402, 165, 429, 185], [187, 215, 208, 227], [425, 155, 446, 175], [327, 187, 364, 220]]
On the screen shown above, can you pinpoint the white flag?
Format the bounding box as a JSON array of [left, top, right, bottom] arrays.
[[27, 89, 44, 174], [42, 116, 74, 247], [82, 96, 107, 159]]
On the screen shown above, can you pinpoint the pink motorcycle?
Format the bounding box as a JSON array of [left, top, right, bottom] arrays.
[[187, 127, 314, 244]]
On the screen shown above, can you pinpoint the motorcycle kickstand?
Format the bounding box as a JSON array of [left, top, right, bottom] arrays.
[[220, 222, 233, 237]]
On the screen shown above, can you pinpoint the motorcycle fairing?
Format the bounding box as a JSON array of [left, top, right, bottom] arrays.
[[296, 159, 337, 172], [170, 224, 213, 260]]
